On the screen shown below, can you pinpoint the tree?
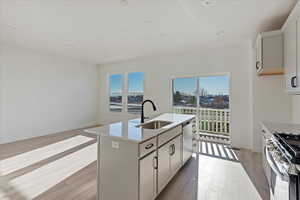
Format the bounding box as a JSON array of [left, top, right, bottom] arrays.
[[187, 96, 197, 106], [173, 91, 182, 105]]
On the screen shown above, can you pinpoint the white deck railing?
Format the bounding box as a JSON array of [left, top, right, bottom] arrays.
[[173, 106, 230, 136]]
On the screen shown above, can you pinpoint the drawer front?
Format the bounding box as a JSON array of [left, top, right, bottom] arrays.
[[139, 137, 157, 158], [158, 126, 182, 147]]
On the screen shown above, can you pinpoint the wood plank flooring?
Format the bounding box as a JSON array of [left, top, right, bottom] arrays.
[[0, 129, 269, 200]]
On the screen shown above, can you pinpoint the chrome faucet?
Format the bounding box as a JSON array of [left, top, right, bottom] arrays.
[[141, 99, 157, 123]]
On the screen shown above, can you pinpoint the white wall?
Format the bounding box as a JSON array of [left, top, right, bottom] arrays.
[[0, 45, 100, 144], [98, 42, 254, 149], [252, 68, 292, 152]]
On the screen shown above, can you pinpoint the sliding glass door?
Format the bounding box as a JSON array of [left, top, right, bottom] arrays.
[[173, 75, 230, 136], [173, 77, 197, 111]]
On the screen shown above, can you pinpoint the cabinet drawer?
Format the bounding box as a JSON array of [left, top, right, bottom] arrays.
[[139, 137, 157, 158], [158, 126, 182, 147]]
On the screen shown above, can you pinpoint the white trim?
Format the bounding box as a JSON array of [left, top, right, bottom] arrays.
[[170, 72, 231, 79], [123, 72, 128, 113], [260, 30, 282, 37]]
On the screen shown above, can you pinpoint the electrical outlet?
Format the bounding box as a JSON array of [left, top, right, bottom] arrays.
[[112, 141, 119, 149]]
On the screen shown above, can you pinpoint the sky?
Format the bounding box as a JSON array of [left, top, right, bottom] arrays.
[[110, 74, 122, 93], [110, 73, 229, 95], [128, 72, 144, 93], [110, 72, 144, 94], [173, 75, 229, 95]]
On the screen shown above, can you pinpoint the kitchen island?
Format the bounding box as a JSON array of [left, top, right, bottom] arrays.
[[85, 113, 196, 200]]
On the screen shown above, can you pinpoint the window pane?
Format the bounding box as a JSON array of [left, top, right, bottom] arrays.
[[173, 77, 197, 108], [109, 74, 122, 112], [198, 75, 229, 109], [128, 72, 144, 114], [109, 74, 122, 94], [128, 95, 143, 114], [128, 72, 144, 93]]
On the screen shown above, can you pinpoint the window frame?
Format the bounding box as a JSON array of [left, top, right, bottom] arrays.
[[108, 72, 145, 114], [171, 73, 231, 135], [127, 72, 145, 114]]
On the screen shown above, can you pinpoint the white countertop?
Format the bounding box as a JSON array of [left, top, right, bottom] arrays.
[[84, 113, 195, 143], [261, 121, 300, 135]]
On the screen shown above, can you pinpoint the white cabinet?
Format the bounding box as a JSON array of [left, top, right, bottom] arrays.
[[284, 19, 298, 92], [255, 31, 284, 76], [139, 151, 157, 200], [297, 19, 300, 91], [157, 134, 182, 194], [95, 114, 195, 200], [282, 0, 300, 94]]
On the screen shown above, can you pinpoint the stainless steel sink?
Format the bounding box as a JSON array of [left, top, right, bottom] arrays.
[[137, 120, 172, 130]]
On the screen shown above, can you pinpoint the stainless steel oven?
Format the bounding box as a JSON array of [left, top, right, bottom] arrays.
[[264, 139, 299, 200]]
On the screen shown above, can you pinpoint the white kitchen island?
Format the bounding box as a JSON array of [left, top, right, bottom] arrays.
[[85, 113, 196, 200]]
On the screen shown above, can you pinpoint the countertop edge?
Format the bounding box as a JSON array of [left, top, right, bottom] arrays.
[[261, 121, 300, 136], [84, 114, 196, 144]]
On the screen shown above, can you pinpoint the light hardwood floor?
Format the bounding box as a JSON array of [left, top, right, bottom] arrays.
[[0, 130, 269, 200]]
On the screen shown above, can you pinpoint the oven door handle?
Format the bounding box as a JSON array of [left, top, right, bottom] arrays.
[[265, 147, 289, 182]]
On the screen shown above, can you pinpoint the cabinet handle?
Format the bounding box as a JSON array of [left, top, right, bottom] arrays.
[[256, 61, 260, 70], [153, 156, 158, 169], [291, 76, 297, 88], [169, 145, 173, 155], [145, 143, 154, 150], [169, 144, 175, 156], [173, 145, 175, 155]]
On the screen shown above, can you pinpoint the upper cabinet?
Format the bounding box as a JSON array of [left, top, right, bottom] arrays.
[[282, 1, 300, 94], [255, 31, 284, 76], [283, 19, 298, 92]]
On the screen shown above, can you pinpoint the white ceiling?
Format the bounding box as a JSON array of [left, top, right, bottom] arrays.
[[0, 0, 296, 64]]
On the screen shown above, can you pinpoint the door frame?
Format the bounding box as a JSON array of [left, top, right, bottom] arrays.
[[170, 72, 232, 136]]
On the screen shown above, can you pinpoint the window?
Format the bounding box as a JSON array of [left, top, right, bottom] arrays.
[[127, 72, 144, 114], [109, 74, 123, 112], [108, 72, 144, 114]]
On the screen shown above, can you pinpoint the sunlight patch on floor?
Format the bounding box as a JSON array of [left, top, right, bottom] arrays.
[[198, 141, 239, 162], [5, 143, 97, 199], [0, 135, 93, 175], [197, 155, 262, 200]]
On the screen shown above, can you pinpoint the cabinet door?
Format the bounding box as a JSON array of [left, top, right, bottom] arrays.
[[284, 19, 297, 91], [157, 141, 171, 194], [262, 34, 283, 70], [139, 151, 157, 200], [170, 135, 182, 176], [183, 123, 193, 164]]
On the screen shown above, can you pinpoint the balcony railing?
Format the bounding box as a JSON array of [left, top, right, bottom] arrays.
[[173, 106, 230, 136]]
